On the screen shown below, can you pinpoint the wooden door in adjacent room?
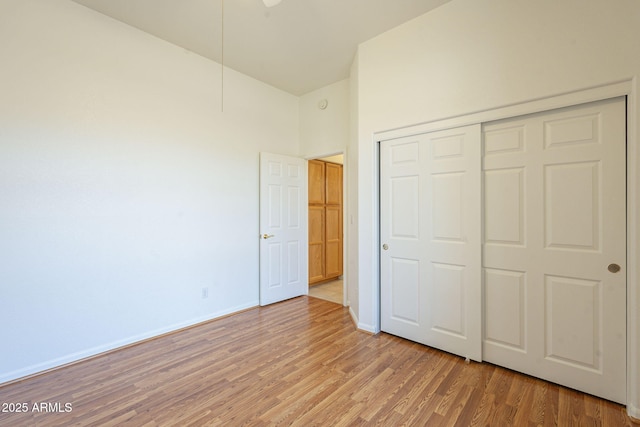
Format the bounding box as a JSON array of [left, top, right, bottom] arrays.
[[308, 159, 343, 285]]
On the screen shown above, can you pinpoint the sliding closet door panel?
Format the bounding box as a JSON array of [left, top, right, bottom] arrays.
[[482, 97, 626, 404], [381, 125, 481, 361], [381, 137, 426, 344], [425, 125, 482, 361]]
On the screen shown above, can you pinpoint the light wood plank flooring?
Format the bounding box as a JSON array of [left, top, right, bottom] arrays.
[[0, 297, 637, 426]]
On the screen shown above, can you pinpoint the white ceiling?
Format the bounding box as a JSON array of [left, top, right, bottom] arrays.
[[71, 0, 451, 96]]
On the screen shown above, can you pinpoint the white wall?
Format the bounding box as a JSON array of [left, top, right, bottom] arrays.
[[351, 0, 640, 415], [0, 0, 299, 383], [299, 78, 350, 159]]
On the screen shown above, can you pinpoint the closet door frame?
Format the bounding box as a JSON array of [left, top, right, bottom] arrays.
[[373, 80, 638, 415]]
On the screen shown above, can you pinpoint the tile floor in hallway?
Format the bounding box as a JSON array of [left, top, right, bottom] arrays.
[[308, 279, 343, 304]]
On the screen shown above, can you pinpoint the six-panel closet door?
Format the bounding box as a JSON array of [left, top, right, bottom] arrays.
[[380, 124, 482, 362], [482, 97, 627, 404]]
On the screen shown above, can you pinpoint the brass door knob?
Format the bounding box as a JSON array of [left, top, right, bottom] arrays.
[[608, 263, 621, 273], [261, 234, 275, 239]]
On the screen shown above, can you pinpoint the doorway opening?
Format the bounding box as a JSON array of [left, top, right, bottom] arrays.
[[307, 154, 345, 305]]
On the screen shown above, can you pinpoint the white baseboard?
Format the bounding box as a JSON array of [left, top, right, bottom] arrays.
[[0, 301, 258, 385], [354, 311, 376, 334], [628, 402, 640, 421], [348, 306, 359, 329]]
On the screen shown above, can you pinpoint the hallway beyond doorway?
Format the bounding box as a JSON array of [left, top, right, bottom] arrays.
[[308, 279, 342, 305]]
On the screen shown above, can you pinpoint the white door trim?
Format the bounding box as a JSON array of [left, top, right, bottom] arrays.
[[375, 80, 631, 142], [373, 79, 638, 417]]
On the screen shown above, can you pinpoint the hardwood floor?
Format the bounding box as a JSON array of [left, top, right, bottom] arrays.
[[0, 297, 637, 426]]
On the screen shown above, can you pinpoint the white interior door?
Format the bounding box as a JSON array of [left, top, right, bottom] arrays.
[[259, 152, 308, 306], [380, 125, 482, 361], [482, 97, 626, 403]]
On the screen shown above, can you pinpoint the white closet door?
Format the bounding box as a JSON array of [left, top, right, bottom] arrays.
[[482, 97, 626, 403], [380, 125, 482, 361]]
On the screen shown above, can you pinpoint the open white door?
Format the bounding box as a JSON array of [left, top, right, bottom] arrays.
[[259, 152, 308, 306], [380, 125, 482, 361]]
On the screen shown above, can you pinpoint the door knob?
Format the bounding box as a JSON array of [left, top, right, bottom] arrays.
[[382, 244, 389, 250], [261, 234, 275, 239], [608, 263, 621, 273]]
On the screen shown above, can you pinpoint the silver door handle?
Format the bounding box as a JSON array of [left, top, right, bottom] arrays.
[[261, 234, 275, 239]]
